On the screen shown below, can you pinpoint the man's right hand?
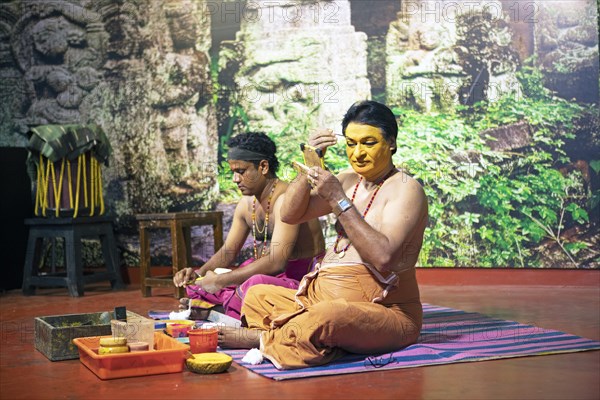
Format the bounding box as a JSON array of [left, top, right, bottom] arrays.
[[173, 267, 198, 287], [308, 128, 338, 155]]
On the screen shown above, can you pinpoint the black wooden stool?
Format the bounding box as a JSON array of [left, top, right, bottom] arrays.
[[22, 216, 125, 297]]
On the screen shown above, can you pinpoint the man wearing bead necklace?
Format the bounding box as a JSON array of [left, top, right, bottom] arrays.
[[173, 132, 325, 319], [218, 101, 428, 370]]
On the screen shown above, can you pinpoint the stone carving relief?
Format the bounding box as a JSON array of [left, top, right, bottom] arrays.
[[386, 0, 521, 111], [534, 1, 599, 103], [152, 0, 215, 202], [6, 2, 105, 132], [218, 0, 370, 141], [0, 0, 217, 260]]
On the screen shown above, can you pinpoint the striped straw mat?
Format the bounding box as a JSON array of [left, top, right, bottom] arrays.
[[222, 303, 600, 380]]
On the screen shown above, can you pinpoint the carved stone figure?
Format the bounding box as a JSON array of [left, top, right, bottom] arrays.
[[0, 0, 217, 265], [218, 0, 370, 140], [534, 1, 599, 103], [386, 0, 521, 111]]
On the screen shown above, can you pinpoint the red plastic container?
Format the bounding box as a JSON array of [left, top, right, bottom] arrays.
[[188, 327, 218, 353], [73, 332, 190, 380]]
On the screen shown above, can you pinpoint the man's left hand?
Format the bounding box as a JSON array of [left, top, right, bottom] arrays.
[[197, 270, 223, 294], [308, 166, 343, 202]]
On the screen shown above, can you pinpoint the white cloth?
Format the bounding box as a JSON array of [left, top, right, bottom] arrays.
[[242, 348, 264, 365]]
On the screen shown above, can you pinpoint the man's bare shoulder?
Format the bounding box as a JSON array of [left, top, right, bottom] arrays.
[[386, 170, 426, 200], [392, 169, 420, 185], [234, 196, 252, 217], [336, 168, 359, 188], [271, 191, 286, 211], [277, 180, 290, 191]]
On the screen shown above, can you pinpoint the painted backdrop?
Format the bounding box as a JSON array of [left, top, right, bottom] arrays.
[[1, 0, 598, 268]]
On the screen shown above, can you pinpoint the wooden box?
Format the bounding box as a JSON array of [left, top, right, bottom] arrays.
[[34, 311, 144, 361]]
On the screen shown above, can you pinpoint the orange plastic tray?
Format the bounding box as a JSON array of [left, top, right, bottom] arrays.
[[73, 332, 190, 380]]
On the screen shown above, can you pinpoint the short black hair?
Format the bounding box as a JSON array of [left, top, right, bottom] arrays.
[[341, 100, 398, 153], [227, 132, 279, 173]]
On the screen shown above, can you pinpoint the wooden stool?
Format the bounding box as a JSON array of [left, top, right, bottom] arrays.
[[136, 211, 224, 298], [22, 216, 125, 297]]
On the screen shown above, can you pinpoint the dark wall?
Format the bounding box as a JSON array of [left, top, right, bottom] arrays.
[[0, 147, 32, 291]]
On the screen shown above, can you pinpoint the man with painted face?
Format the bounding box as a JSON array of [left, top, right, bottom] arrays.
[[218, 101, 428, 369], [173, 132, 325, 319]]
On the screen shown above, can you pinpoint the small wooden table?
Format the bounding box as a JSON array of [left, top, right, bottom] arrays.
[[22, 216, 125, 297], [136, 211, 224, 298]]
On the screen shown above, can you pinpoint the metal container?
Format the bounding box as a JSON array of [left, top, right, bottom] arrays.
[[34, 310, 144, 361]]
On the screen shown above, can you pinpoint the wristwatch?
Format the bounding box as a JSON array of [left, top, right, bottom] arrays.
[[333, 197, 353, 217]]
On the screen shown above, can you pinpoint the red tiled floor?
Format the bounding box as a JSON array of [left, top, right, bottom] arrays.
[[1, 282, 598, 399]]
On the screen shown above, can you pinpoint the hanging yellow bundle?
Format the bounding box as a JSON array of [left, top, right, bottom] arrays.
[[28, 124, 111, 218], [34, 152, 105, 218]]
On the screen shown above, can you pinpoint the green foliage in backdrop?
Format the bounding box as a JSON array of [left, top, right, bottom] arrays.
[[217, 64, 597, 268], [395, 63, 595, 268]]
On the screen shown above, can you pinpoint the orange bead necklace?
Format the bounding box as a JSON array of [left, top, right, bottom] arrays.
[[333, 168, 396, 258], [252, 179, 278, 259]]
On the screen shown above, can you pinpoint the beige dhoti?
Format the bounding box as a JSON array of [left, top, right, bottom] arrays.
[[241, 263, 422, 370]]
